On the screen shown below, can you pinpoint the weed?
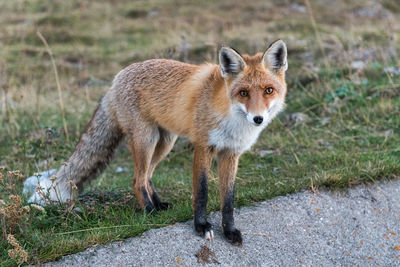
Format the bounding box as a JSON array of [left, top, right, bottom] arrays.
[[0, 168, 31, 265], [6, 234, 28, 265]]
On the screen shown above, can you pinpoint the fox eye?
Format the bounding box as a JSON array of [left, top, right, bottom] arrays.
[[239, 90, 249, 97], [264, 87, 274, 95]]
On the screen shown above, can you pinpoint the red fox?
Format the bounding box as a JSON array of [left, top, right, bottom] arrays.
[[31, 40, 288, 245]]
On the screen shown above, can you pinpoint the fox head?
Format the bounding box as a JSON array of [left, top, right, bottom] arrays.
[[219, 40, 288, 126]]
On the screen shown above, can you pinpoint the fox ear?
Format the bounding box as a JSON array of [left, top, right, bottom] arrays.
[[262, 40, 288, 72], [219, 47, 246, 78]]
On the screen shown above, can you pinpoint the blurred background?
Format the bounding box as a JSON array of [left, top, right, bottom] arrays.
[[0, 0, 399, 264]]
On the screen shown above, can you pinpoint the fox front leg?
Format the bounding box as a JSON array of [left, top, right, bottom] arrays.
[[192, 145, 215, 240], [217, 150, 242, 246]]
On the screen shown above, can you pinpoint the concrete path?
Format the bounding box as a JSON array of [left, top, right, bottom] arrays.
[[45, 179, 400, 266]]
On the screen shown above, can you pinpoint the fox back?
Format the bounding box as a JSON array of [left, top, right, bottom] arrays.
[[107, 40, 287, 153]]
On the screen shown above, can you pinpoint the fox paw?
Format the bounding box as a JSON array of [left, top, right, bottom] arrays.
[[155, 201, 172, 211], [145, 202, 171, 213], [223, 228, 242, 246], [144, 203, 157, 214], [195, 222, 214, 241]]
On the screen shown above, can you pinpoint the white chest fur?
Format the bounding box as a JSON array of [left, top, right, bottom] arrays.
[[208, 104, 267, 153]]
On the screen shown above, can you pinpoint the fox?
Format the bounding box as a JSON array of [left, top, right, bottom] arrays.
[[30, 39, 288, 245]]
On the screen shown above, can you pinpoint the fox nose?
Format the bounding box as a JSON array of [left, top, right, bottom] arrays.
[[253, 116, 263, 125]]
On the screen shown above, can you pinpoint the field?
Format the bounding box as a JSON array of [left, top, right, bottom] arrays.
[[0, 0, 399, 265]]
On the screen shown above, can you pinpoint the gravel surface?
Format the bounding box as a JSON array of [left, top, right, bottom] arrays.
[[45, 179, 400, 266]]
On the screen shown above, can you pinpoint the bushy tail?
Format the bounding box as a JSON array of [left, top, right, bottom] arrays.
[[30, 98, 124, 204]]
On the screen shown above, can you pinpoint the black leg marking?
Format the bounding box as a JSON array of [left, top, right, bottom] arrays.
[[194, 171, 213, 239], [222, 187, 242, 246], [141, 187, 156, 213], [149, 181, 171, 211]]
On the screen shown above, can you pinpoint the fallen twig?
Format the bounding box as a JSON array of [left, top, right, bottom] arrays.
[[56, 223, 173, 235]]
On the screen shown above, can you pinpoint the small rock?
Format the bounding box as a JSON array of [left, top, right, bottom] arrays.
[[320, 117, 331, 126], [257, 150, 276, 157], [354, 1, 392, 19], [287, 112, 309, 124], [115, 167, 129, 173], [380, 129, 393, 137], [290, 3, 306, 13], [384, 67, 400, 76], [351, 61, 366, 70], [74, 207, 83, 213], [148, 9, 159, 17]]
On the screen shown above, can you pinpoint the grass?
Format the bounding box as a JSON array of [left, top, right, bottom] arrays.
[[0, 0, 399, 265]]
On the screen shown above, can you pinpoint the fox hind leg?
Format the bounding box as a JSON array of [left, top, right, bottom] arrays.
[[147, 128, 177, 210], [128, 126, 160, 213]]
